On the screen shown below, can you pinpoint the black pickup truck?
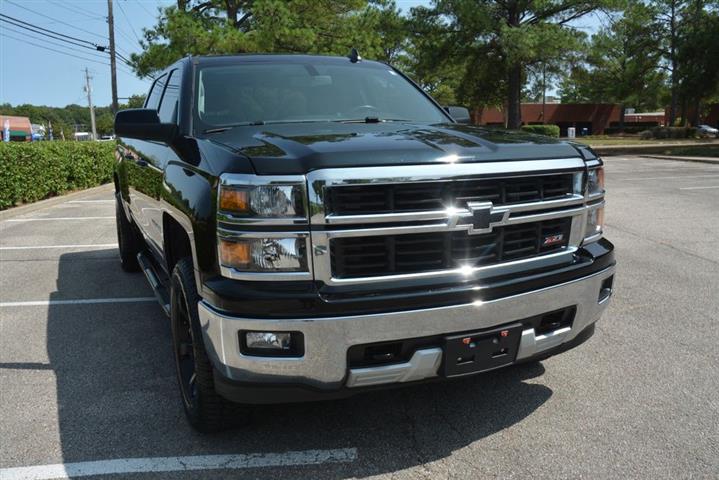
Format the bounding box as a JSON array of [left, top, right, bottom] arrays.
[[114, 53, 615, 432]]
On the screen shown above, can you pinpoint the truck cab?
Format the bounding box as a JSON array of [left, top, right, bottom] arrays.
[[113, 54, 615, 432]]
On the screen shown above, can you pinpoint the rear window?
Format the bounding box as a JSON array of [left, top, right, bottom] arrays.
[[194, 61, 447, 131]]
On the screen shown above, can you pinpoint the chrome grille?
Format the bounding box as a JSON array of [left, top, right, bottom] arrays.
[[330, 218, 571, 279], [326, 174, 575, 215], [308, 159, 594, 286]]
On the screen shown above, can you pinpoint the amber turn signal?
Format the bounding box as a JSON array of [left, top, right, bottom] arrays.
[[219, 188, 249, 213], [596, 167, 605, 189], [219, 240, 251, 268]]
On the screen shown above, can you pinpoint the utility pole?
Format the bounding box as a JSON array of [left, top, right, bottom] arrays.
[[84, 68, 98, 141], [107, 0, 119, 114], [541, 64, 546, 125]]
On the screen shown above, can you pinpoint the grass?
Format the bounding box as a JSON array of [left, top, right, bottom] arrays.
[[575, 136, 717, 147], [651, 145, 719, 157]]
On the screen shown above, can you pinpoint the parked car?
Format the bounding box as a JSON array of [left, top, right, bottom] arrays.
[[697, 124, 719, 138], [113, 54, 616, 432]]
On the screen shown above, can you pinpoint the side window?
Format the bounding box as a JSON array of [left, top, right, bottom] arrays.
[[145, 74, 167, 111], [158, 70, 181, 124]]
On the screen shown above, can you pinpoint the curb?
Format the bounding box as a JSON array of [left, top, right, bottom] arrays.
[[0, 184, 114, 221], [638, 155, 719, 165]]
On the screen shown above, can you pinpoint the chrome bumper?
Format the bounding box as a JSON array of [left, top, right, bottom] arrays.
[[198, 265, 615, 389]]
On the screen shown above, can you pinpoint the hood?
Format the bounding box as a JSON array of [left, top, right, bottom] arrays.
[[206, 122, 585, 175]]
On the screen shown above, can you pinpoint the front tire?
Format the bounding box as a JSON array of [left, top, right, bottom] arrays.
[[170, 257, 248, 432], [115, 194, 141, 272]]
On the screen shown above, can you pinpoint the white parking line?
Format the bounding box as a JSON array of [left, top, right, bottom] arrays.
[[0, 298, 155, 307], [0, 448, 358, 480], [0, 244, 118, 251], [4, 217, 114, 222], [66, 200, 114, 204], [679, 185, 719, 190], [616, 174, 719, 181]]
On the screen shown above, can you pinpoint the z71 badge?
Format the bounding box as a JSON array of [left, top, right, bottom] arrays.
[[542, 233, 565, 246]]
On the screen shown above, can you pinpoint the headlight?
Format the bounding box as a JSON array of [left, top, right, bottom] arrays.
[[586, 167, 604, 197], [217, 174, 310, 280], [219, 184, 305, 218], [219, 236, 309, 273]]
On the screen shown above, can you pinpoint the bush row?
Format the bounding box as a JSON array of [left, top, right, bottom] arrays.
[[604, 126, 653, 135], [520, 124, 560, 138], [639, 127, 698, 140], [0, 142, 115, 210]]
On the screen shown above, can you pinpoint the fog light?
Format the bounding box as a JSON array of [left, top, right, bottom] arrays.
[[240, 331, 304, 357], [246, 332, 292, 350]]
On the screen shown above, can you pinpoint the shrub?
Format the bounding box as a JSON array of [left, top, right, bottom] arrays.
[[646, 126, 698, 139], [639, 130, 654, 140], [520, 124, 560, 138], [0, 141, 115, 210], [603, 126, 653, 135]]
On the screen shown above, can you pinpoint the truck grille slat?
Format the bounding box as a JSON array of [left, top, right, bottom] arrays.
[[330, 218, 572, 279], [327, 174, 575, 216]]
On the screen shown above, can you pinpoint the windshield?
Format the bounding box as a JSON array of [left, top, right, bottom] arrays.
[[193, 61, 448, 132]]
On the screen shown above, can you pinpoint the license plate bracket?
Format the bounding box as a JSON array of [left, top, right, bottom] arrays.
[[442, 323, 523, 377]]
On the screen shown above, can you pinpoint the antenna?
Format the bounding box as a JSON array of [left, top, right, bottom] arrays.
[[347, 48, 361, 63]]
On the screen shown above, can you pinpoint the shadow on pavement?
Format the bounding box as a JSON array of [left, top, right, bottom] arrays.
[[47, 249, 552, 478]]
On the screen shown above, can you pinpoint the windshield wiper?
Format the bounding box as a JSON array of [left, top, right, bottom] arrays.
[[337, 117, 411, 124], [203, 121, 265, 134]]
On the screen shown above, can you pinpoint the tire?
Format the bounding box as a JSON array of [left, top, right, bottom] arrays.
[[170, 257, 249, 432], [115, 194, 141, 272]]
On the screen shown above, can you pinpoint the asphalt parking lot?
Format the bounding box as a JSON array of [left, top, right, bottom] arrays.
[[1, 155, 718, 479]]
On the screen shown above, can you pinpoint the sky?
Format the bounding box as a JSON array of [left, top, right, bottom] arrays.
[[0, 0, 602, 108]]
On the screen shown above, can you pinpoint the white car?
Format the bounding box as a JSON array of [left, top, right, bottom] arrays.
[[697, 124, 719, 138]]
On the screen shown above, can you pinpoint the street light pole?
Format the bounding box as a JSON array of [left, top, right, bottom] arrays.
[[107, 0, 119, 114]]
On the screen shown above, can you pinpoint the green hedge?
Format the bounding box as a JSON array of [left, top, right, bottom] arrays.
[[0, 142, 115, 210], [639, 126, 698, 140], [520, 124, 560, 138]]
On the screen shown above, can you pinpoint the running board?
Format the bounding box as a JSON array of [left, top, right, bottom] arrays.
[[136, 252, 170, 317]]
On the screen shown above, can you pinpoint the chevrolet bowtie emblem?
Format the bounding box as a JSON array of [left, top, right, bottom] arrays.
[[448, 202, 509, 235]]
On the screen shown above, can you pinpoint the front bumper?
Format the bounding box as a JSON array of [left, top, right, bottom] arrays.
[[198, 263, 615, 401]]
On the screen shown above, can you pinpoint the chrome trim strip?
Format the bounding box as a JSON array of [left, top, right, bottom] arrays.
[[219, 267, 313, 281], [217, 214, 309, 226], [324, 194, 585, 225], [318, 205, 586, 239], [346, 348, 443, 388], [217, 229, 310, 239], [516, 326, 572, 360]]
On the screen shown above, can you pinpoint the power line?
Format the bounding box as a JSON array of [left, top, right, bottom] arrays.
[[0, 32, 111, 67], [1, 18, 135, 72], [47, 0, 106, 21], [0, 18, 103, 53], [1, 24, 111, 61], [5, 0, 107, 41], [134, 0, 155, 18], [115, 0, 142, 45], [0, 14, 105, 49]]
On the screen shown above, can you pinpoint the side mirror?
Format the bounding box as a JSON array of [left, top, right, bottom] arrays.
[[114, 109, 177, 142], [445, 106, 471, 124]]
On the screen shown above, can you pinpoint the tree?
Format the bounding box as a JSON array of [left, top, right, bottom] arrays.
[[130, 0, 405, 78], [408, 0, 618, 128], [560, 3, 666, 127], [673, 0, 719, 125]]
